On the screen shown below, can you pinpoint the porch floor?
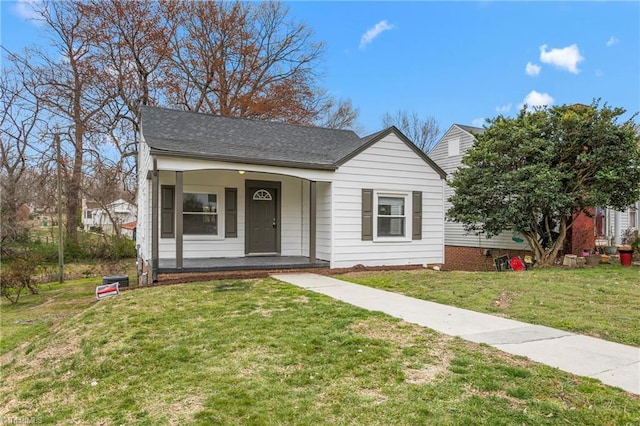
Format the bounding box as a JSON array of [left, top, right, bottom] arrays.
[[158, 256, 329, 273]]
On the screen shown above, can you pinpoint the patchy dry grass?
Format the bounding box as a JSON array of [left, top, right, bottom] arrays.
[[1, 276, 639, 425], [338, 266, 640, 346]]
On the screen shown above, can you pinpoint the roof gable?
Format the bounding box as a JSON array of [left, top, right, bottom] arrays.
[[338, 126, 447, 179], [431, 123, 485, 155]]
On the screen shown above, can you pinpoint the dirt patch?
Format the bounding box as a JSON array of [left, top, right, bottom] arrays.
[[357, 388, 388, 405], [492, 291, 514, 310], [349, 318, 454, 385], [405, 365, 445, 385], [348, 317, 428, 347], [405, 335, 455, 385]]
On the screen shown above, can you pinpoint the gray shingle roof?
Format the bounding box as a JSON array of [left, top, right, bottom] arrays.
[[141, 106, 367, 170], [140, 106, 445, 178], [455, 124, 485, 135]]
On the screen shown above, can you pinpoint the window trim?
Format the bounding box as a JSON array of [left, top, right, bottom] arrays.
[[373, 191, 411, 242], [182, 190, 223, 239]]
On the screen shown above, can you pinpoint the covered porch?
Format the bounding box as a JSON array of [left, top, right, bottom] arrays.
[[158, 256, 329, 273], [147, 166, 333, 281]]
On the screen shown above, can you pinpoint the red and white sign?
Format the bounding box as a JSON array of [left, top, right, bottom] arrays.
[[96, 282, 120, 300]]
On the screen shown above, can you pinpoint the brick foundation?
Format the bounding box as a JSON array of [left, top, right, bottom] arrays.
[[444, 245, 534, 272]]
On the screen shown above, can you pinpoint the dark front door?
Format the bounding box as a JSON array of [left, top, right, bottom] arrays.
[[246, 182, 280, 254]]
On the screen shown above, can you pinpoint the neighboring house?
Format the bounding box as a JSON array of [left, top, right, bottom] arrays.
[[431, 124, 613, 270], [82, 198, 137, 236], [121, 221, 137, 240], [596, 202, 640, 246], [137, 106, 446, 282], [430, 124, 534, 271]]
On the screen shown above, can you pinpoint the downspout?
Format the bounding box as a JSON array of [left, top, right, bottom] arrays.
[[151, 156, 159, 282]]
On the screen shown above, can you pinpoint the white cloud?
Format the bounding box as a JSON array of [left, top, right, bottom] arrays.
[[525, 62, 541, 77], [496, 104, 512, 114], [606, 36, 619, 47], [472, 118, 485, 127], [521, 90, 554, 110], [359, 20, 394, 49], [539, 44, 584, 74], [13, 0, 41, 22]]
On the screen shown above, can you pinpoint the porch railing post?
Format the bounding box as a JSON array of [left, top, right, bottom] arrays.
[[309, 180, 316, 264], [176, 171, 183, 269], [151, 158, 159, 282]]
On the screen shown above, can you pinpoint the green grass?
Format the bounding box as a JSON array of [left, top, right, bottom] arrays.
[[1, 276, 639, 424], [337, 266, 640, 346]]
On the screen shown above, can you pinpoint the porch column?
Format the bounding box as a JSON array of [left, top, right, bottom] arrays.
[[309, 180, 316, 264], [614, 210, 622, 245], [175, 171, 183, 269], [151, 158, 159, 282]]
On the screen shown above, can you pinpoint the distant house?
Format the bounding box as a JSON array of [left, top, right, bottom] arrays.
[[137, 106, 446, 282], [82, 198, 137, 236], [121, 221, 137, 240]]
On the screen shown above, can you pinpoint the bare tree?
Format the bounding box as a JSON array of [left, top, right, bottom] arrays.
[[317, 97, 361, 132], [1, 0, 357, 249], [381, 110, 441, 152], [0, 67, 44, 245], [164, 1, 325, 123], [23, 0, 117, 244], [81, 0, 175, 153]]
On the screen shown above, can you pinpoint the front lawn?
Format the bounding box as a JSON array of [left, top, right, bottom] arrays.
[[338, 266, 640, 346], [1, 276, 639, 424]]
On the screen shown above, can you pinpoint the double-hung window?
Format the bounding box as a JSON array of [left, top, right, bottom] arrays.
[[183, 193, 218, 235], [375, 192, 410, 240]]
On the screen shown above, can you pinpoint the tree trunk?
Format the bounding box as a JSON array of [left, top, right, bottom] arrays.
[[523, 219, 569, 267]]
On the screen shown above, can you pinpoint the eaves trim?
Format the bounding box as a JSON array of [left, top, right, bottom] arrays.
[[149, 148, 338, 171]]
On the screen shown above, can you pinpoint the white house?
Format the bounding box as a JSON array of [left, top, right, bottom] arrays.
[[429, 124, 531, 270], [596, 203, 639, 246], [82, 198, 137, 236], [137, 106, 446, 282]]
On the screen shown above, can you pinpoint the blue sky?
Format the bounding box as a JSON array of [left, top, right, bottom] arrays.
[[2, 1, 639, 137]]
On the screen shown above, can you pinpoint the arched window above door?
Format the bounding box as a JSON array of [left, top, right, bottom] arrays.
[[252, 189, 272, 201]]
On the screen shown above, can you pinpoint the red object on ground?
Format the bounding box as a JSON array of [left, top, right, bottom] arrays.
[[510, 257, 526, 271], [619, 250, 633, 267]]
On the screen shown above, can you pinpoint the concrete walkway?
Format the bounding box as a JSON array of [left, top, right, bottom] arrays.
[[271, 273, 640, 395]]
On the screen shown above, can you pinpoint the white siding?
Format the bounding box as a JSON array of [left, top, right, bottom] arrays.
[[299, 180, 330, 262], [605, 203, 639, 245], [137, 140, 152, 263], [317, 182, 332, 261], [430, 125, 530, 251], [280, 175, 305, 256], [330, 133, 444, 268]]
